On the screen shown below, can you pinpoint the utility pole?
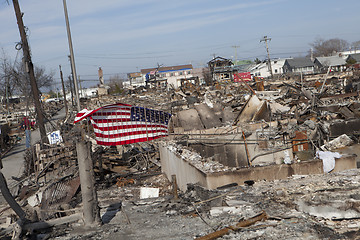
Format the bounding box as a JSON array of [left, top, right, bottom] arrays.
[[63, 1, 100, 227], [232, 45, 240, 65], [63, 0, 80, 112], [260, 36, 273, 79], [78, 75, 83, 98], [59, 65, 68, 117], [68, 76, 74, 107], [12, 0, 48, 144]]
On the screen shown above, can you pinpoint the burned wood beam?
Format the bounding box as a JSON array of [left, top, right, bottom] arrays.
[[0, 213, 83, 234], [195, 211, 268, 240], [320, 91, 358, 100], [171, 174, 179, 200], [339, 106, 356, 119]]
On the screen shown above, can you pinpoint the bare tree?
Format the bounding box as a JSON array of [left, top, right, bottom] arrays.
[[108, 74, 124, 94], [202, 68, 213, 86], [352, 40, 360, 51], [0, 50, 15, 98], [0, 51, 54, 97], [12, 63, 54, 95], [309, 38, 349, 57]]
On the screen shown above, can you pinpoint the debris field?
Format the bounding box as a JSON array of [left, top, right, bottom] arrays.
[[0, 70, 360, 239]]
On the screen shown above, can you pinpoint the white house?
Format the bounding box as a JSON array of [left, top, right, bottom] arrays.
[[124, 72, 144, 87], [250, 59, 288, 78], [65, 86, 109, 100], [141, 64, 194, 89]]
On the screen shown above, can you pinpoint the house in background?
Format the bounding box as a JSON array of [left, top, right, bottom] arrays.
[[314, 55, 347, 73], [346, 53, 360, 63], [208, 56, 234, 82], [141, 64, 193, 90], [250, 59, 287, 78], [125, 72, 144, 87], [338, 50, 360, 59], [233, 63, 255, 76], [191, 67, 207, 85], [283, 58, 316, 75]]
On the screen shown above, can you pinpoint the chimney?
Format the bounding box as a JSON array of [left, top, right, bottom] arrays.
[[98, 67, 104, 85]]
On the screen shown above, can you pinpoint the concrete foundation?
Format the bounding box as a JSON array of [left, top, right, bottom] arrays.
[[333, 154, 357, 172], [160, 143, 357, 191]]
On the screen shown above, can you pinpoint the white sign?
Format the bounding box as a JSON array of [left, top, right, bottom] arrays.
[[47, 130, 63, 145]]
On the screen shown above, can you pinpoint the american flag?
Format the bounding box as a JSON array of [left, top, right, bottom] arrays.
[[74, 103, 171, 146]]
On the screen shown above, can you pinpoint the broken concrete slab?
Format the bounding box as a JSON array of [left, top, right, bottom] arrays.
[[194, 103, 222, 129], [177, 109, 204, 131], [221, 106, 237, 124], [296, 199, 360, 220], [322, 134, 353, 151], [269, 101, 290, 114], [234, 95, 270, 124]]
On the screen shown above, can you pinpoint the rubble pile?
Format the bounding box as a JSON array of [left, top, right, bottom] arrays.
[[0, 70, 360, 239], [34, 169, 360, 240]]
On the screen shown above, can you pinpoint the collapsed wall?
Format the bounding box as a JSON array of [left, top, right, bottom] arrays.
[[161, 115, 358, 191]]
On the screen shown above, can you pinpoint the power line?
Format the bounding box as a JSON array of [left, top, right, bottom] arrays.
[[76, 55, 173, 60]]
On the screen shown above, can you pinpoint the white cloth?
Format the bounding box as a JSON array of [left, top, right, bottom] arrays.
[[316, 151, 342, 173]]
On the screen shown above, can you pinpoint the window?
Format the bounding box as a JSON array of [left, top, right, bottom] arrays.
[[220, 73, 230, 80], [187, 71, 191, 74], [170, 73, 174, 77], [274, 69, 278, 73], [179, 71, 183, 75]]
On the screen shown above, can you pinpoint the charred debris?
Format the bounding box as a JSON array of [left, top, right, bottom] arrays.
[[0, 69, 360, 239]]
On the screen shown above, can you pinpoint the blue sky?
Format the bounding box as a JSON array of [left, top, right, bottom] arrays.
[[0, 0, 359, 88]]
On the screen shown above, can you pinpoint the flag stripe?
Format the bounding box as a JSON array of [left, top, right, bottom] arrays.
[[92, 122, 168, 130], [96, 136, 163, 146], [74, 103, 171, 146], [94, 130, 168, 139]]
